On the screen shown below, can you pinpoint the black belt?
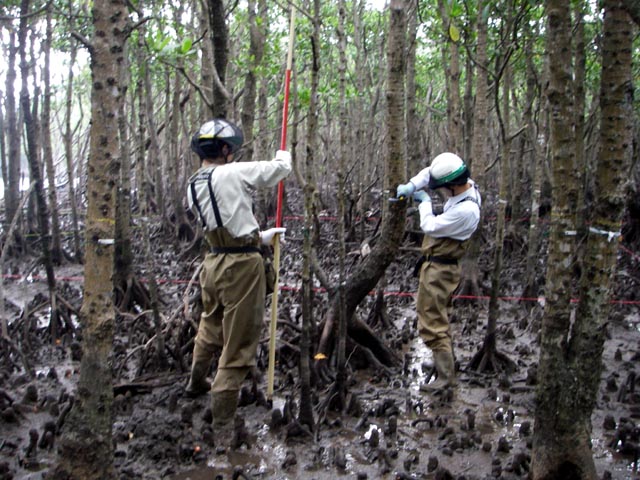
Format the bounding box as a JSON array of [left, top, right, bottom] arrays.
[[427, 255, 458, 265], [413, 254, 458, 277], [210, 246, 261, 254]]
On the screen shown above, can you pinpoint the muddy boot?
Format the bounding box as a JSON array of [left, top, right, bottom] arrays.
[[185, 359, 211, 398], [420, 350, 456, 393], [211, 390, 239, 427]]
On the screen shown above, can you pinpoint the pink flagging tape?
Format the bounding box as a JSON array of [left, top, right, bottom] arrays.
[[3, 274, 639, 305]]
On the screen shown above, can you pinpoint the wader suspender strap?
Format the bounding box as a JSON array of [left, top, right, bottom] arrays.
[[206, 170, 224, 228], [190, 181, 207, 229], [190, 168, 223, 229], [412, 193, 479, 277], [456, 196, 479, 206], [456, 185, 480, 207]]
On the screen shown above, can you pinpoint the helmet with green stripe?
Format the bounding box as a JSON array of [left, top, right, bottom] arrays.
[[428, 152, 470, 189]]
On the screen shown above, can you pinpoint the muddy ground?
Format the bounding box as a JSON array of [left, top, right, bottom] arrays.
[[1, 221, 639, 480]]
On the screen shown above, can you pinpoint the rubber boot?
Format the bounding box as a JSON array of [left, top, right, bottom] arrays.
[[211, 390, 239, 427], [420, 350, 456, 393], [185, 358, 211, 398]]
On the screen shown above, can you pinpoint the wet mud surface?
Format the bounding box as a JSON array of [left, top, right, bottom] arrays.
[[1, 290, 639, 479], [1, 220, 639, 480]]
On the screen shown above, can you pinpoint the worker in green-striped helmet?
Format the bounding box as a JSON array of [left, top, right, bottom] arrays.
[[396, 152, 481, 395]]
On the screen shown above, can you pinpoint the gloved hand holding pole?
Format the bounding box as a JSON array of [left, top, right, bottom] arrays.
[[261, 227, 286, 246]]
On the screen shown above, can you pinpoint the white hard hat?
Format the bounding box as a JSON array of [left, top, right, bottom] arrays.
[[428, 152, 470, 189]]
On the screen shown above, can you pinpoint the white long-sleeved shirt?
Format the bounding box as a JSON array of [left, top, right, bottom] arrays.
[[409, 166, 431, 191], [187, 156, 292, 239], [418, 180, 481, 241]]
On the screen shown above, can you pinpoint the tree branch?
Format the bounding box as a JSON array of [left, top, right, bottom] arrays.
[[0, 0, 52, 21], [70, 31, 92, 51], [621, 0, 640, 25]]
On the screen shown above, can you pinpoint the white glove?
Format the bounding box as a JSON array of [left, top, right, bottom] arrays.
[[260, 227, 286, 246], [274, 150, 291, 162], [396, 182, 416, 199]]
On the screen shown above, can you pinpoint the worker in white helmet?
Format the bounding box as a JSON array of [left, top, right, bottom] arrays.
[[396, 152, 481, 393]]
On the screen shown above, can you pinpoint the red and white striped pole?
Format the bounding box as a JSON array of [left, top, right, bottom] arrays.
[[267, 5, 296, 402]]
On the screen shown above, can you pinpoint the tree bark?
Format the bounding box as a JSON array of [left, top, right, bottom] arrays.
[[532, 1, 634, 477], [0, 91, 5, 216], [331, 0, 350, 413], [42, 2, 63, 265], [405, 0, 419, 179], [530, 0, 625, 477], [240, 0, 265, 163], [522, 23, 547, 300], [437, 0, 463, 154], [19, 0, 59, 342], [4, 30, 22, 250], [621, 0, 640, 25], [317, 0, 408, 370], [469, 38, 516, 374], [54, 0, 128, 477], [459, 0, 488, 299], [62, 31, 83, 261], [114, 23, 135, 311], [299, 0, 321, 430], [469, 2, 518, 373], [574, 2, 588, 237], [208, 0, 229, 117]]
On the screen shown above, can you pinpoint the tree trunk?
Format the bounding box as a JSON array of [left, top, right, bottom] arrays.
[[621, 0, 640, 25], [405, 1, 419, 179], [469, 48, 516, 374], [437, 0, 463, 154], [318, 0, 408, 369], [63, 34, 83, 261], [330, 0, 350, 413], [531, 0, 611, 477], [299, 0, 321, 430], [469, 2, 517, 373], [42, 3, 63, 265], [19, 0, 59, 343], [145, 60, 164, 217], [0, 92, 5, 213], [458, 0, 488, 299], [165, 2, 186, 234], [208, 0, 229, 117], [169, 46, 188, 234], [4, 30, 22, 250], [256, 6, 270, 224], [114, 28, 135, 311], [522, 25, 547, 300], [240, 0, 265, 163], [54, 0, 128, 476], [569, 0, 634, 468], [574, 2, 588, 237]]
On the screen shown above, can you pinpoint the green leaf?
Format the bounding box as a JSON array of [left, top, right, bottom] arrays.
[[180, 39, 193, 55], [482, 5, 490, 21], [449, 24, 460, 42], [153, 36, 171, 53]]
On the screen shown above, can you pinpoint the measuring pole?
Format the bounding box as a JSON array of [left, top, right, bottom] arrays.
[[267, 5, 296, 402]]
